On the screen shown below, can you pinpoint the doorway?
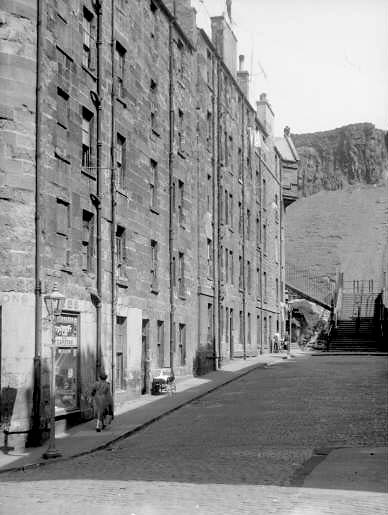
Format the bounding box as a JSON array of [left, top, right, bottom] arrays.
[[141, 319, 150, 394]]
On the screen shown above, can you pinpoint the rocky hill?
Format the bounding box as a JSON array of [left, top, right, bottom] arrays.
[[293, 123, 388, 196], [285, 124, 388, 288]]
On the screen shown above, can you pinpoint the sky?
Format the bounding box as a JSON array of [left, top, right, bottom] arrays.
[[191, 0, 388, 136]]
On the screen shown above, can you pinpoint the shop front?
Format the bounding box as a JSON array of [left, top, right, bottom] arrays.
[[54, 312, 80, 415]]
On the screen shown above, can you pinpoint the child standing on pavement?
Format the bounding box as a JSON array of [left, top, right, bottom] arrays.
[[91, 372, 114, 432]]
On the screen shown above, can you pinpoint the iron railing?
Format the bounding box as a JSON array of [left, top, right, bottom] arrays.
[[285, 263, 336, 308]]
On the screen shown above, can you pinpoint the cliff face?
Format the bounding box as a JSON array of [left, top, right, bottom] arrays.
[[285, 124, 388, 287], [293, 123, 388, 196]]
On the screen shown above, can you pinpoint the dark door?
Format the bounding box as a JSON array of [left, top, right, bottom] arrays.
[[141, 319, 150, 394]]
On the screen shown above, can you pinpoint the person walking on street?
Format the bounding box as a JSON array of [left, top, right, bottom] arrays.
[[91, 372, 113, 432], [272, 332, 280, 353]]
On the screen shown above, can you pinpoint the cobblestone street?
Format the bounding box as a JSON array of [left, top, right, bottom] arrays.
[[0, 355, 387, 514]]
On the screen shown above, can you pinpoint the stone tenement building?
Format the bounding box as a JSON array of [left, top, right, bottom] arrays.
[[0, 0, 298, 445]]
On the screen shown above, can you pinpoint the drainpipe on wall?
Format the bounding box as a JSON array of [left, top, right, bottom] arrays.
[[95, 0, 103, 378], [32, 0, 44, 446], [168, 19, 175, 376], [241, 105, 246, 360], [216, 58, 222, 368], [259, 150, 264, 354], [110, 0, 116, 407], [212, 55, 219, 370]]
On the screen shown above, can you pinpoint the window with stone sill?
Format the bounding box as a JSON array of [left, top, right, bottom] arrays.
[[82, 7, 95, 71], [150, 239, 159, 293], [239, 255, 243, 290], [247, 261, 252, 294], [157, 320, 165, 368], [206, 49, 212, 86], [150, 79, 160, 136], [177, 109, 185, 155], [178, 323, 186, 366], [115, 42, 126, 100], [116, 133, 126, 191], [116, 225, 127, 281], [56, 198, 71, 269], [177, 179, 185, 226], [176, 39, 185, 78], [177, 251, 185, 298], [150, 158, 159, 212], [82, 210, 94, 273], [82, 107, 94, 172], [207, 238, 213, 278], [206, 111, 212, 151], [150, 0, 159, 41]]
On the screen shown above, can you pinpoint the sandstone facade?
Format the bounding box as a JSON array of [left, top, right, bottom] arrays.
[[0, 0, 297, 443]]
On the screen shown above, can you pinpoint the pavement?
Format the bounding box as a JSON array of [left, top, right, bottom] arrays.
[[0, 351, 295, 474]]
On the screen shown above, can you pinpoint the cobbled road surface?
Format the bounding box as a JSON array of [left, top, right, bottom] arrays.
[[0, 355, 387, 514]]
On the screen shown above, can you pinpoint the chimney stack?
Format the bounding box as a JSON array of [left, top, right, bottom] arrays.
[[284, 126, 291, 137], [256, 93, 274, 135], [237, 54, 249, 98]]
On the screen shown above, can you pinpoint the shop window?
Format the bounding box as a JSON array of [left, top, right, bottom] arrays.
[[157, 320, 164, 368], [82, 210, 94, 272], [116, 316, 127, 390], [54, 313, 79, 414], [116, 225, 127, 280], [178, 323, 186, 366], [276, 278, 279, 304], [150, 239, 159, 293], [116, 133, 126, 190]]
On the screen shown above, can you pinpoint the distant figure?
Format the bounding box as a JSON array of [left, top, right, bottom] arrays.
[[272, 332, 280, 353], [91, 372, 113, 432]]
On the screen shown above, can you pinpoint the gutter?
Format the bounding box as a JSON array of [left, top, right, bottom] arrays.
[[110, 0, 116, 404], [168, 19, 175, 376], [32, 0, 44, 445]]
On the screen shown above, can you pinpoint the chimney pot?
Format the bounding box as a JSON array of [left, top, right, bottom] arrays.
[[239, 54, 244, 71], [259, 92, 267, 102], [284, 126, 291, 137]]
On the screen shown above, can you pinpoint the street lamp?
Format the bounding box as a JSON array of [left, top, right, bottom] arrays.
[[42, 283, 65, 459]]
